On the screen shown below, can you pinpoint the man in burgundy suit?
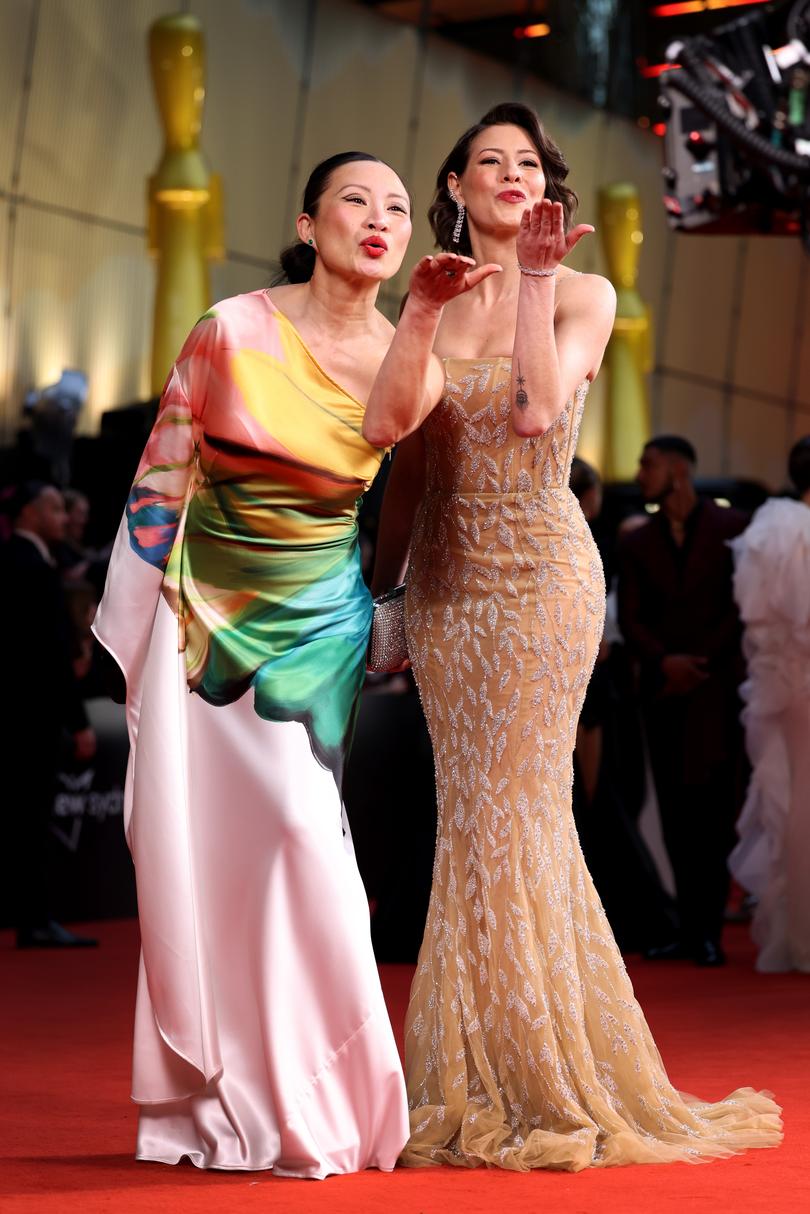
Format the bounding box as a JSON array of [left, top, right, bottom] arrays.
[[618, 437, 747, 967]]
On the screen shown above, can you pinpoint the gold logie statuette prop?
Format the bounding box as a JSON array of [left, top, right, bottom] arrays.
[[598, 183, 652, 481], [147, 14, 224, 395]]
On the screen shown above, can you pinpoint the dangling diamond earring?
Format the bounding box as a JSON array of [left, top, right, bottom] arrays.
[[448, 188, 465, 245]]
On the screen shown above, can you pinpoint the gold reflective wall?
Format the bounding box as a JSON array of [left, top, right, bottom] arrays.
[[1, 0, 807, 485]]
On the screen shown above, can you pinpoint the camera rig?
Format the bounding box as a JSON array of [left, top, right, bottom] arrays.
[[659, 0, 810, 246]]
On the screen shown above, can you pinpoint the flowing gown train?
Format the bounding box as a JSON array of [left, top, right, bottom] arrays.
[[401, 357, 782, 1171]]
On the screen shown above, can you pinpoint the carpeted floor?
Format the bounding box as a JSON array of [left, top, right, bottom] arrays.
[[1, 919, 808, 1214]]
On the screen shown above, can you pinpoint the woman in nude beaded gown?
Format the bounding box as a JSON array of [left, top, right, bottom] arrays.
[[372, 102, 782, 1172]]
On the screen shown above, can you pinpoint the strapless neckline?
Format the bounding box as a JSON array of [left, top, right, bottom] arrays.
[[440, 357, 591, 398]]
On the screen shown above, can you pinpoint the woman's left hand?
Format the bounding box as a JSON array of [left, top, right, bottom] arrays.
[[516, 199, 594, 272]]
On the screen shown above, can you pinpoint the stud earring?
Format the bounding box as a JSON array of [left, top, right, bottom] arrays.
[[307, 238, 314, 246], [448, 188, 465, 245]]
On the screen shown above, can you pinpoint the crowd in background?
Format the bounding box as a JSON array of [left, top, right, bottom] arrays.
[[570, 433, 810, 973], [0, 481, 104, 947], [2, 428, 809, 973]]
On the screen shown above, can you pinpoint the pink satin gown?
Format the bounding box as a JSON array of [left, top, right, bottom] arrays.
[[94, 292, 409, 1177]]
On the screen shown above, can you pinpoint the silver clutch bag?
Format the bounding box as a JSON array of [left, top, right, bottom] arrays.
[[367, 583, 408, 673]]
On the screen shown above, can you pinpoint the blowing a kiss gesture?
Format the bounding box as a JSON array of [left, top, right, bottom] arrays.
[[516, 198, 594, 272], [407, 249, 502, 309], [363, 251, 501, 447], [510, 198, 614, 436]]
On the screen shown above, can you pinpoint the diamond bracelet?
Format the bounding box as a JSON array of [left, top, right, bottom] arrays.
[[517, 264, 558, 277]]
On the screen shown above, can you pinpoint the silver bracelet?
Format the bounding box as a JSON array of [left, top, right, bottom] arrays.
[[517, 263, 557, 278]]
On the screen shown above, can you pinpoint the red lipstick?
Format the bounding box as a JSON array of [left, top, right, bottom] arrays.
[[497, 190, 526, 203], [360, 235, 388, 257]]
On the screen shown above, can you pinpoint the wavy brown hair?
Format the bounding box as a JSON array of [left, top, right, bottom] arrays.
[[428, 102, 578, 256]]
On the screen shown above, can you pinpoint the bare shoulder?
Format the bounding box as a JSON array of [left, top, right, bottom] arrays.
[[556, 271, 616, 323], [558, 271, 616, 304]]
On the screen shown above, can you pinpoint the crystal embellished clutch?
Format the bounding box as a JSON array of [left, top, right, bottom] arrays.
[[367, 583, 408, 673]]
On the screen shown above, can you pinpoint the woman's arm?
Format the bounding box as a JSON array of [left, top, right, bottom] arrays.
[[92, 313, 217, 692], [370, 429, 426, 595], [510, 200, 616, 438], [363, 253, 501, 448]]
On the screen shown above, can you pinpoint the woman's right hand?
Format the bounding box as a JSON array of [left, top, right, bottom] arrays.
[[516, 199, 594, 272], [406, 252, 501, 313]]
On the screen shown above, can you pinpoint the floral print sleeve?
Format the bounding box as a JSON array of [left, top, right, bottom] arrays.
[[126, 315, 215, 570]]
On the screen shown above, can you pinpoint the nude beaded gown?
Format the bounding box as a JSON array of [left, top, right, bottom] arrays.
[[400, 356, 782, 1171]]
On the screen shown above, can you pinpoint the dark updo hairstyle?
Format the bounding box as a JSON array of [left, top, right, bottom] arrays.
[[275, 150, 405, 284], [788, 435, 810, 495], [428, 101, 578, 257]]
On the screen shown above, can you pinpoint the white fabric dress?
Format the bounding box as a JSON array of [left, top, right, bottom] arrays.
[[730, 497, 810, 973]]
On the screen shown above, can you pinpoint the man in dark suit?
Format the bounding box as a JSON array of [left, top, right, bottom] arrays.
[[1, 482, 97, 947], [618, 437, 747, 966]]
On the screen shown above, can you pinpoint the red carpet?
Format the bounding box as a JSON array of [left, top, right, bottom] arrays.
[[1, 919, 808, 1214]]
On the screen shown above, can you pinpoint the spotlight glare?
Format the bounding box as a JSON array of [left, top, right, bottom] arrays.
[[651, 1, 769, 17], [639, 61, 681, 78], [514, 22, 551, 39]]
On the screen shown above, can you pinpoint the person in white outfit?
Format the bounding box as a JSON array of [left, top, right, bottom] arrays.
[[730, 436, 810, 973]]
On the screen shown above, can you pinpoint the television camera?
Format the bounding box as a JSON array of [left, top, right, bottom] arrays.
[[659, 0, 810, 246]]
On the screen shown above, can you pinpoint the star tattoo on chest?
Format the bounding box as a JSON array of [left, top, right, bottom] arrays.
[[515, 361, 529, 410]]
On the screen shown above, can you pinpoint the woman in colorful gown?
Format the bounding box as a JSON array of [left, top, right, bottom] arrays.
[[92, 150, 496, 1178], [372, 102, 782, 1171], [730, 435, 810, 973]]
